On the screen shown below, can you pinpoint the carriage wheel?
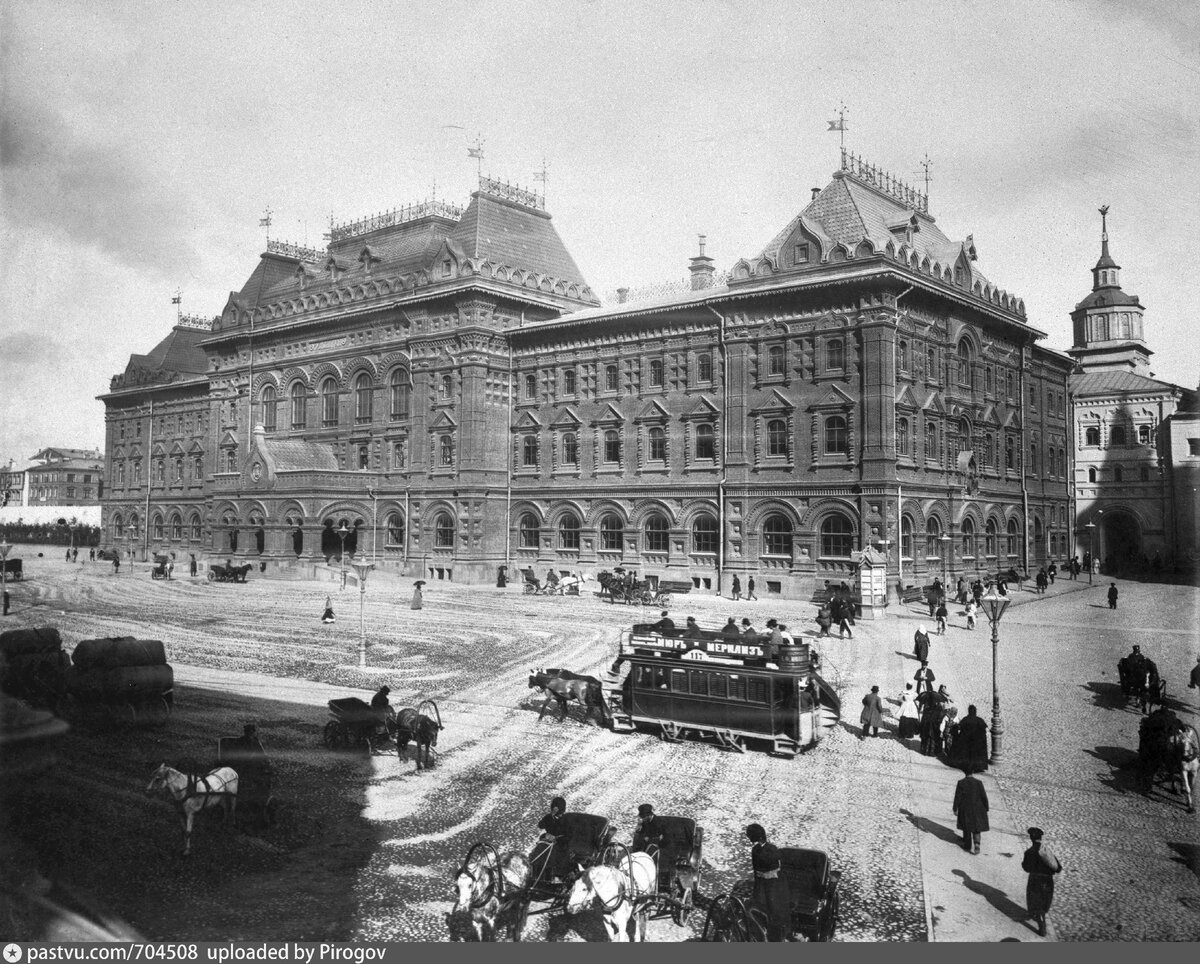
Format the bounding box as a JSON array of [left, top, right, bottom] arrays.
[[702, 894, 743, 942], [674, 887, 693, 926], [816, 886, 840, 942], [207, 570, 216, 582], [322, 721, 343, 749]]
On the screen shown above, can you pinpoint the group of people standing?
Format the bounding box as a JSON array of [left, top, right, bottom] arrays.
[[318, 579, 425, 624]]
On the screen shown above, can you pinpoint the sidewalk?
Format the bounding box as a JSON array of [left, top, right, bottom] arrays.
[[893, 576, 1095, 622], [906, 753, 1053, 942]]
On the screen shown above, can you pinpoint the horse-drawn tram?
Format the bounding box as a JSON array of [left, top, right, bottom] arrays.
[[605, 623, 840, 757]]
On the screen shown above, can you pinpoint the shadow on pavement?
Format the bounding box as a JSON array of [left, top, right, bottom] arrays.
[[1081, 681, 1129, 711], [899, 807, 962, 847], [1167, 841, 1200, 880], [950, 869, 1033, 930], [1082, 744, 1141, 794]]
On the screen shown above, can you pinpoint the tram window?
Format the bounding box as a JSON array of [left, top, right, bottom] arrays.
[[636, 667, 654, 688], [773, 679, 795, 708], [728, 676, 747, 701], [709, 674, 728, 699], [748, 679, 770, 704], [654, 669, 669, 689], [671, 670, 688, 692], [689, 672, 708, 696]]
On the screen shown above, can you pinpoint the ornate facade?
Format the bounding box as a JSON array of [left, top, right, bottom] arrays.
[[101, 158, 1072, 599]]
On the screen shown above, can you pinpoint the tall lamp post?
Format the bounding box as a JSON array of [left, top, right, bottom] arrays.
[[350, 560, 375, 668], [336, 521, 350, 589], [980, 591, 1010, 765], [939, 532, 950, 587], [1, 538, 11, 617], [127, 529, 136, 572], [1085, 519, 1097, 586]]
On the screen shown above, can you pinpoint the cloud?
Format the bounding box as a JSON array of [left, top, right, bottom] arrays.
[[0, 91, 201, 279]]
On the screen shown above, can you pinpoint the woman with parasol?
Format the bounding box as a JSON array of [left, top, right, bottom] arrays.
[[411, 580, 425, 610]]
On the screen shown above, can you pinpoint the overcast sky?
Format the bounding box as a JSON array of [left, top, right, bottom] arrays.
[[2, 0, 1198, 463]]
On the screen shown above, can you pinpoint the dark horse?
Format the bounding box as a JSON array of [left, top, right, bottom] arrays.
[[528, 668, 608, 725], [395, 700, 442, 770]]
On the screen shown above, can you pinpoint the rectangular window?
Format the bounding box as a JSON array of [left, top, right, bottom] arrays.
[[794, 243, 809, 264]]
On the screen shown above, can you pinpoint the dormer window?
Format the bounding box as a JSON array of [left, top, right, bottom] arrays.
[[442, 259, 452, 278], [794, 243, 809, 264]]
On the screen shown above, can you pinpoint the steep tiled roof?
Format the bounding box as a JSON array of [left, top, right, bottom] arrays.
[[451, 191, 590, 290], [1073, 288, 1142, 311], [1070, 370, 1180, 396], [124, 326, 208, 376], [265, 439, 338, 472]]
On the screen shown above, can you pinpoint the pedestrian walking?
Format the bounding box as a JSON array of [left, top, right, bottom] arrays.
[[952, 766, 989, 854], [965, 599, 977, 631], [745, 824, 791, 942], [746, 576, 757, 601], [113, 554, 120, 575], [89, 547, 95, 562], [913, 625, 931, 663], [957, 704, 989, 772], [815, 605, 832, 638], [1107, 582, 1118, 609], [837, 601, 854, 639], [935, 601, 948, 636], [731, 575, 741, 601], [3, 589, 9, 616], [897, 683, 920, 739], [189, 553, 198, 577], [859, 685, 884, 738], [1189, 655, 1200, 709], [918, 687, 943, 756], [321, 594, 335, 624], [913, 660, 935, 696], [1036, 569, 1048, 594], [1048, 562, 1057, 585], [411, 580, 425, 610], [1022, 828, 1062, 937], [65, 548, 71, 562], [72, 547, 78, 563]]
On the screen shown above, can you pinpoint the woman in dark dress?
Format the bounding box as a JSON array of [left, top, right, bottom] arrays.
[[321, 594, 335, 624], [746, 823, 791, 942], [913, 625, 931, 663]]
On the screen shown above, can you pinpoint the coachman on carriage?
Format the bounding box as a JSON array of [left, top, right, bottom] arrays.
[[1137, 707, 1198, 813], [1118, 646, 1166, 714]]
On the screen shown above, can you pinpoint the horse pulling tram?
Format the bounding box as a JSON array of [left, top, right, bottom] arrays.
[[603, 623, 841, 757]]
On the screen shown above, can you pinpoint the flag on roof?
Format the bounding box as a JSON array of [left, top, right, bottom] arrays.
[[827, 118, 846, 131], [467, 147, 483, 159], [171, 294, 181, 305]]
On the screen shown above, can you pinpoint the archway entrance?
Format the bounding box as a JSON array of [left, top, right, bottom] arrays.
[[321, 517, 361, 562], [1100, 511, 1141, 574]]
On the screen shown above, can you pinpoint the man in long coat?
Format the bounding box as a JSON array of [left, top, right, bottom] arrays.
[[952, 767, 989, 854], [746, 823, 790, 942], [1022, 828, 1062, 937], [913, 660, 935, 696], [957, 704, 989, 772], [913, 626, 931, 663], [859, 685, 885, 739], [918, 688, 943, 756]]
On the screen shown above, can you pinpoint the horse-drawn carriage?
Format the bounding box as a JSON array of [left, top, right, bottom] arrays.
[[323, 697, 392, 751], [1136, 708, 1198, 813], [521, 569, 587, 596], [2, 557, 23, 580], [597, 570, 668, 606], [217, 730, 277, 830], [702, 847, 841, 942], [151, 554, 172, 580], [622, 815, 703, 925], [208, 562, 252, 583]]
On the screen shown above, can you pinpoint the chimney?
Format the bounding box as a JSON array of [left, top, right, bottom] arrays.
[[811, 187, 821, 201], [688, 234, 715, 291], [616, 287, 629, 304]]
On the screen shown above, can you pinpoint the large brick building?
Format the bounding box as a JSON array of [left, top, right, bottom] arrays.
[[100, 157, 1072, 599]]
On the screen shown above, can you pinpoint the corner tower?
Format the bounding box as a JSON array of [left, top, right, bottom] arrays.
[[1068, 206, 1150, 373]]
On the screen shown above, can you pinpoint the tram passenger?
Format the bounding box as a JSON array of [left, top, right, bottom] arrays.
[[651, 611, 676, 635], [683, 617, 702, 639], [740, 618, 758, 638], [746, 824, 791, 942], [720, 617, 741, 640]]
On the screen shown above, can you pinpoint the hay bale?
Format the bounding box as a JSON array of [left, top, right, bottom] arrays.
[[71, 638, 166, 671], [0, 628, 64, 658]]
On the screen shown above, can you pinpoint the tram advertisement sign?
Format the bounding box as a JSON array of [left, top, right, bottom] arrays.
[[630, 632, 768, 659]]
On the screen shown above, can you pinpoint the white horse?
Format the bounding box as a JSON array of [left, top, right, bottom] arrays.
[[565, 851, 656, 942], [145, 763, 239, 856], [1170, 724, 1199, 813], [451, 845, 531, 941]]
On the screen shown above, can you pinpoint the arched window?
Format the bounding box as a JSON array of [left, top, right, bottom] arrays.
[[768, 419, 788, 457], [1084, 426, 1099, 446], [193, 455, 203, 480], [1006, 436, 1015, 469], [824, 415, 848, 455], [600, 514, 623, 551], [518, 513, 540, 548], [174, 458, 184, 482], [927, 348, 937, 379], [985, 519, 998, 557], [826, 339, 845, 370], [386, 513, 405, 546], [925, 516, 942, 558], [563, 369, 577, 395], [695, 424, 715, 460], [898, 340, 909, 372], [901, 516, 914, 560], [1110, 425, 1127, 446], [768, 345, 785, 376], [261, 385, 277, 432], [605, 365, 618, 392], [389, 369, 410, 419], [819, 513, 854, 558], [698, 353, 713, 382], [762, 514, 793, 556], [558, 513, 581, 550], [1088, 467, 1097, 483], [563, 433, 578, 465], [171, 514, 182, 541], [117, 461, 125, 485], [896, 417, 909, 456], [357, 445, 369, 470], [1138, 424, 1151, 445], [321, 377, 339, 426], [152, 514, 164, 540], [691, 514, 718, 554], [645, 514, 669, 553], [604, 430, 621, 463], [957, 341, 973, 389], [189, 513, 202, 541], [354, 373, 372, 422], [1006, 518, 1019, 556], [649, 427, 666, 462], [985, 433, 994, 468], [155, 459, 165, 483], [925, 422, 939, 460], [440, 374, 452, 399], [524, 373, 537, 400], [522, 435, 539, 467], [434, 512, 454, 548], [649, 359, 664, 387], [440, 435, 454, 465], [1029, 442, 1038, 474], [224, 449, 237, 473], [1113, 465, 1123, 482], [128, 512, 139, 538], [961, 518, 976, 559]]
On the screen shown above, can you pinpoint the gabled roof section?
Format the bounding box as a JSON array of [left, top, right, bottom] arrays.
[[922, 391, 946, 414], [809, 384, 856, 409], [895, 385, 922, 410], [428, 410, 459, 430], [450, 190, 591, 291], [264, 438, 338, 472], [681, 397, 720, 420], [749, 389, 795, 415], [591, 403, 625, 425], [635, 399, 671, 422], [513, 410, 544, 430], [550, 406, 582, 428]]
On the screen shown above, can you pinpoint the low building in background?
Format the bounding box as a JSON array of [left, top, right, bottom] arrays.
[[25, 448, 105, 507]]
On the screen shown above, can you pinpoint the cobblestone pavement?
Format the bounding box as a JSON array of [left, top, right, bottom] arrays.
[[4, 553, 1198, 940]]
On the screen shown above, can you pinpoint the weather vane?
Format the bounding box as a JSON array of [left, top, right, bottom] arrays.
[[468, 134, 485, 180], [259, 206, 273, 242], [533, 157, 548, 205], [827, 102, 848, 150]]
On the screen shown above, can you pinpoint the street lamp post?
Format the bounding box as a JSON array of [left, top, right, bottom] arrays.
[[939, 532, 950, 587], [350, 560, 375, 669], [1085, 520, 1096, 586], [980, 591, 1010, 765], [1, 538, 11, 617], [336, 521, 350, 590]]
